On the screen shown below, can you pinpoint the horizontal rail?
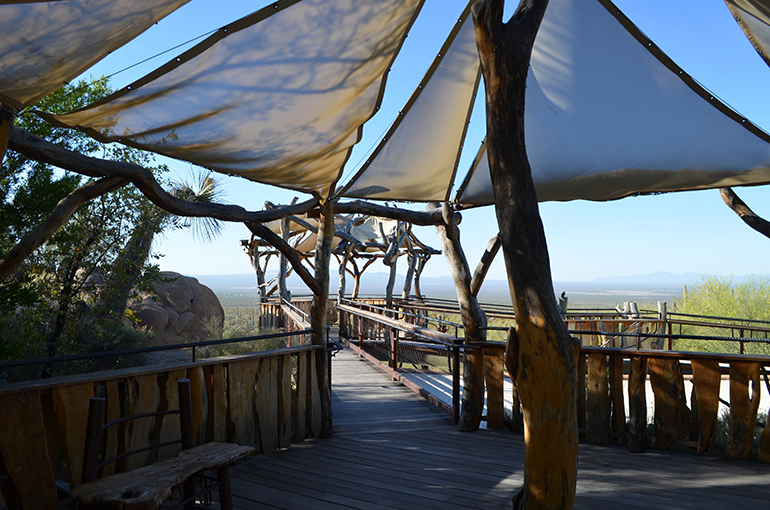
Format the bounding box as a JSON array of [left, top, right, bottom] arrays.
[[337, 303, 459, 346], [0, 329, 312, 371], [0, 342, 324, 396], [580, 346, 770, 365]]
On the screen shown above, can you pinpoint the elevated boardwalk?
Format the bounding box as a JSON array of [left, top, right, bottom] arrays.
[[228, 345, 769, 509]]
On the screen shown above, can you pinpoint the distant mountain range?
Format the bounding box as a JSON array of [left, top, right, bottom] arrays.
[[589, 271, 702, 286], [191, 270, 707, 291], [190, 271, 714, 307]]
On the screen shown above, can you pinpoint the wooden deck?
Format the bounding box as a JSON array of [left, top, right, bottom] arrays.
[[228, 345, 770, 509]]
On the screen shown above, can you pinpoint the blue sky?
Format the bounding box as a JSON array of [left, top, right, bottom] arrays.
[[79, 0, 770, 283]]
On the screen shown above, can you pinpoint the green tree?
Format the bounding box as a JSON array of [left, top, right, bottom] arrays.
[[674, 274, 770, 355], [0, 77, 169, 374]]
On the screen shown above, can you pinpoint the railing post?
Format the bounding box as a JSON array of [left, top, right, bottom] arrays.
[[327, 326, 333, 391], [740, 328, 745, 354], [390, 327, 399, 376], [452, 341, 461, 426], [358, 316, 364, 356]]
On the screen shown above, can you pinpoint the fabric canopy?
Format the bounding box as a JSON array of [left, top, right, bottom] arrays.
[[0, 0, 189, 109], [340, 0, 770, 205], [340, 1, 480, 202], [46, 0, 425, 197], [725, 0, 770, 67]]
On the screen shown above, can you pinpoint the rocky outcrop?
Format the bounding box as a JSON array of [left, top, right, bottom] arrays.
[[130, 272, 224, 345]]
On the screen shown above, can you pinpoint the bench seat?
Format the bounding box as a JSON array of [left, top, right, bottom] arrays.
[[71, 442, 254, 509]]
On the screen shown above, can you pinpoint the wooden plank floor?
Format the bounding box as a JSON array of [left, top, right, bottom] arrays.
[[228, 345, 770, 509]]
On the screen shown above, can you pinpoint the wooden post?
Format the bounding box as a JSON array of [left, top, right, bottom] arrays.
[[452, 342, 461, 426], [577, 351, 586, 432], [473, 1, 579, 506], [649, 358, 691, 451], [609, 354, 626, 445], [358, 316, 364, 356], [338, 243, 355, 307], [390, 328, 399, 376], [279, 198, 298, 303], [402, 248, 417, 300], [726, 362, 761, 459], [310, 199, 334, 438], [627, 355, 647, 453], [0, 104, 14, 166], [414, 254, 428, 298], [653, 302, 667, 349], [586, 352, 610, 443], [432, 203, 487, 432], [81, 398, 106, 484]]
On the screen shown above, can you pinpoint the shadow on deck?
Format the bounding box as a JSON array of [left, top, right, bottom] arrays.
[[229, 346, 770, 509]]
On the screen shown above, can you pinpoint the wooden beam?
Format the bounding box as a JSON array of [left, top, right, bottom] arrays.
[[334, 200, 447, 226], [470, 233, 501, 297], [719, 187, 770, 239], [8, 126, 319, 223], [246, 222, 319, 296]]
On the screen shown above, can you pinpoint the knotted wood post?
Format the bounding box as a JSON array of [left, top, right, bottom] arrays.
[[311, 199, 334, 438], [473, 0, 579, 507]]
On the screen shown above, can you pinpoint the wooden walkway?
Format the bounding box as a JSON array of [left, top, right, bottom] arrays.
[[228, 345, 770, 509]]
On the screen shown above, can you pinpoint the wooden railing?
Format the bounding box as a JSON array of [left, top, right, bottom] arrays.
[[578, 347, 770, 462], [258, 297, 337, 330], [0, 344, 325, 509], [337, 298, 770, 462]]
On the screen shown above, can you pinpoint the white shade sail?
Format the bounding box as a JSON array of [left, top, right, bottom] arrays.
[[340, 1, 480, 202], [454, 0, 770, 204], [0, 0, 190, 109], [46, 0, 425, 198], [725, 0, 770, 67]]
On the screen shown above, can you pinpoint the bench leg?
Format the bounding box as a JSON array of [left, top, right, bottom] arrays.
[[217, 466, 233, 510], [183, 477, 196, 510]]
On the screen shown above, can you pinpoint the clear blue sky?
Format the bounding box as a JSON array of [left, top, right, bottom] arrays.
[[80, 0, 770, 284]]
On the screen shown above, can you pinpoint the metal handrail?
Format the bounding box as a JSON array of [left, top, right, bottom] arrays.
[[0, 329, 312, 370]]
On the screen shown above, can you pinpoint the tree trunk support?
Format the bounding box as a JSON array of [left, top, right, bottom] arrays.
[[310, 199, 334, 438], [432, 202, 487, 432], [473, 0, 579, 507]]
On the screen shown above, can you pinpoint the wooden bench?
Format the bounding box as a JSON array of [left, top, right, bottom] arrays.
[[71, 379, 254, 510]]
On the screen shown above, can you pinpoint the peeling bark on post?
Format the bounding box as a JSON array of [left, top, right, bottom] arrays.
[[473, 0, 579, 507], [311, 199, 334, 438]]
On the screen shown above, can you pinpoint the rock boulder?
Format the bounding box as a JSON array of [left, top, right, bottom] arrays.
[[130, 272, 224, 345]]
